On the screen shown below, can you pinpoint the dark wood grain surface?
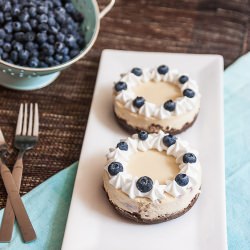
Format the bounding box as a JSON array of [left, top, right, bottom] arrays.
[[0, 0, 249, 208]]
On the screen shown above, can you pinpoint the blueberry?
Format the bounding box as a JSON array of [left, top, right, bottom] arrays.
[[0, 12, 3, 24], [48, 35, 55, 44], [37, 32, 47, 43], [50, 26, 59, 34], [13, 22, 22, 32], [175, 173, 189, 187], [5, 59, 13, 64], [131, 67, 142, 76], [0, 47, 3, 57], [46, 1, 53, 9], [69, 49, 80, 58], [157, 65, 169, 75], [42, 43, 54, 56], [5, 34, 12, 42], [12, 5, 21, 16], [3, 43, 11, 53], [62, 55, 70, 63], [18, 50, 29, 62], [52, 0, 62, 8], [30, 19, 38, 29], [163, 100, 176, 112], [38, 23, 49, 32], [26, 32, 36, 42], [4, 22, 13, 33], [28, 6, 36, 17], [163, 134, 177, 147], [28, 57, 39, 68], [0, 29, 5, 39], [37, 5, 48, 14], [55, 7, 66, 15], [4, 12, 12, 22], [1, 52, 8, 60], [183, 88, 195, 98], [39, 61, 48, 68], [65, 3, 75, 14], [14, 32, 25, 42], [108, 162, 123, 176], [22, 22, 32, 32], [65, 34, 77, 48], [25, 42, 35, 52], [12, 41, 23, 51], [136, 176, 153, 193], [38, 14, 48, 23], [61, 46, 69, 56], [10, 50, 18, 63], [179, 75, 189, 84], [3, 1, 11, 12], [133, 97, 145, 108], [114, 81, 127, 92], [72, 12, 83, 22], [48, 17, 56, 26], [18, 12, 29, 22], [0, 39, 3, 47], [56, 32, 65, 42], [138, 131, 148, 140], [55, 42, 64, 53], [183, 153, 197, 163], [45, 56, 54, 66], [116, 141, 128, 151], [30, 49, 39, 58], [55, 53, 63, 62], [55, 13, 66, 24], [77, 36, 85, 48]]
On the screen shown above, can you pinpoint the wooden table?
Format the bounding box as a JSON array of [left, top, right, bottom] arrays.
[[0, 0, 249, 208]]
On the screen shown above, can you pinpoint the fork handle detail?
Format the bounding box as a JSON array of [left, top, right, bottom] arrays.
[[0, 155, 24, 242], [0, 159, 36, 243]]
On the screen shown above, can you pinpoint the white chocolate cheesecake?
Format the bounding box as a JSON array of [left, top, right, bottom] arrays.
[[103, 131, 201, 224], [113, 66, 201, 134]]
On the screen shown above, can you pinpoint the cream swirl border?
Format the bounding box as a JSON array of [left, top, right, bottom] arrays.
[[114, 67, 201, 119], [105, 131, 201, 202]]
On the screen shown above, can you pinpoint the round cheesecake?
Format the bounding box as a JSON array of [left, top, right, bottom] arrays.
[[103, 131, 201, 224], [113, 66, 201, 134]]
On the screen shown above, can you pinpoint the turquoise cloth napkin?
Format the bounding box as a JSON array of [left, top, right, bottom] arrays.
[[0, 162, 78, 250], [0, 53, 250, 250], [224, 52, 250, 250]]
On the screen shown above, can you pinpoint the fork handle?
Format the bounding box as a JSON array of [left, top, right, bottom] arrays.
[[0, 155, 23, 242], [0, 158, 36, 243]]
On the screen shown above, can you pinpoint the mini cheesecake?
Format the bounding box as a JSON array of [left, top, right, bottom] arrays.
[[113, 66, 201, 134], [103, 131, 201, 224]]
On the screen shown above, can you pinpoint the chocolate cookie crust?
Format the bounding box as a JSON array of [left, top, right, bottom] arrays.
[[104, 187, 200, 224], [114, 111, 198, 135]]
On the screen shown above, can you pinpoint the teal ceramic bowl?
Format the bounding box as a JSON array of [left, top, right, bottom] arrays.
[[0, 0, 115, 91]]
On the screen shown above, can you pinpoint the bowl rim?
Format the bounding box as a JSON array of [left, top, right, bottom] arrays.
[[0, 0, 101, 73]]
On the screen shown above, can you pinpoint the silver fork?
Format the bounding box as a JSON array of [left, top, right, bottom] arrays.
[[0, 103, 39, 242]]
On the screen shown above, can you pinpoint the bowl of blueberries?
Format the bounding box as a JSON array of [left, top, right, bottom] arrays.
[[0, 0, 115, 90]]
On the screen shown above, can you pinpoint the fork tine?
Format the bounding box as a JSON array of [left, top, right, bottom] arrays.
[[27, 103, 33, 136], [33, 103, 39, 136], [16, 104, 23, 136], [22, 103, 28, 135]]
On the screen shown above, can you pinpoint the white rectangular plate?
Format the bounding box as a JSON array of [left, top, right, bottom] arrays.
[[62, 50, 227, 250]]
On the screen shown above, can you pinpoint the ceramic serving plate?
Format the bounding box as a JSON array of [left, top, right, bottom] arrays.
[[62, 50, 227, 250]]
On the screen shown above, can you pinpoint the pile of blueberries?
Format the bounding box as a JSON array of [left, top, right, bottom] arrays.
[[0, 0, 85, 68]]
